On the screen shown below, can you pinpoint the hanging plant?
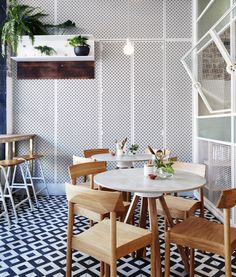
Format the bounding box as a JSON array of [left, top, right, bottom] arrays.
[[0, 0, 48, 56], [0, 0, 77, 56]]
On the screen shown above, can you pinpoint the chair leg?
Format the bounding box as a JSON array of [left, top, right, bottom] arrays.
[[151, 240, 156, 277], [164, 231, 170, 277], [19, 164, 33, 211], [100, 261, 104, 277], [110, 261, 116, 277], [225, 252, 232, 277], [66, 248, 72, 277], [190, 248, 195, 277], [104, 263, 110, 277], [164, 217, 168, 231], [25, 161, 39, 207]]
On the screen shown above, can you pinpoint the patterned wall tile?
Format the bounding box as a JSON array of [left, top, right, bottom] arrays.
[[166, 0, 192, 38], [56, 43, 100, 184], [134, 41, 164, 152], [130, 0, 164, 39], [18, 0, 55, 24], [57, 0, 128, 38], [101, 42, 131, 153], [13, 64, 55, 183], [12, 1, 193, 191], [166, 41, 192, 161]]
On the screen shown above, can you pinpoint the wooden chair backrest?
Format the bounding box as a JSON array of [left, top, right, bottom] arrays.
[[84, 148, 109, 158], [216, 188, 236, 209], [172, 162, 205, 178], [68, 161, 106, 187], [66, 183, 125, 215]]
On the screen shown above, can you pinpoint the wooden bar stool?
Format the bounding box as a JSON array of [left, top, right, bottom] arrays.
[[0, 159, 33, 222], [15, 154, 49, 207]]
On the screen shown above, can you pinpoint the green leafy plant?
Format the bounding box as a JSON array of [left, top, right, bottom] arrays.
[[34, 45, 57, 56], [44, 20, 76, 34], [148, 146, 174, 174], [129, 144, 139, 154], [67, 35, 90, 47], [1, 0, 48, 56]]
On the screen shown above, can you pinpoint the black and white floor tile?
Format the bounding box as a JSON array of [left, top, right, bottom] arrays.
[[0, 196, 236, 277]]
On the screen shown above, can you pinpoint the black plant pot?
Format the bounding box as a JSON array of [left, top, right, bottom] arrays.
[[74, 46, 90, 56]]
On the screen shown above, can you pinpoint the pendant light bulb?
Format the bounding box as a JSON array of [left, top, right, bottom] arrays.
[[123, 38, 134, 55]]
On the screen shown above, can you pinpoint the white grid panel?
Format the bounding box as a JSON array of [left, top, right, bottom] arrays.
[[166, 0, 192, 39], [198, 140, 232, 206], [57, 0, 128, 38], [12, 65, 55, 183], [18, 0, 55, 24], [129, 0, 164, 39], [134, 41, 164, 152], [101, 41, 131, 153], [166, 41, 192, 161], [56, 43, 100, 184]]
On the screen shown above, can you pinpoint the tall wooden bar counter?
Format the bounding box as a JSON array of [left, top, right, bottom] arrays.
[[0, 134, 36, 170]]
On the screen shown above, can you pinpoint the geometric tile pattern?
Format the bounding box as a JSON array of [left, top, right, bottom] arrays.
[[56, 43, 100, 183], [0, 196, 236, 277], [57, 0, 164, 39], [57, 0, 128, 39], [13, 65, 55, 184], [134, 41, 164, 152], [165, 41, 193, 162], [18, 0, 55, 24], [166, 0, 192, 39], [101, 42, 131, 153], [129, 0, 164, 39], [12, 1, 193, 188]]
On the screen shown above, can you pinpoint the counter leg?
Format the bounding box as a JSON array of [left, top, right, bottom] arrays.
[[29, 138, 34, 173], [124, 194, 139, 224], [12, 141, 16, 158]]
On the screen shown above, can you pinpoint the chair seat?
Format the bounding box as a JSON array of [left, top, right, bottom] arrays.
[[74, 185, 130, 221], [16, 154, 44, 161], [156, 195, 200, 219], [169, 216, 236, 257], [0, 159, 25, 167], [72, 218, 152, 264]]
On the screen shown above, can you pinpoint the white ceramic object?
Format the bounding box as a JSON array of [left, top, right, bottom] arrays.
[[117, 149, 124, 156], [144, 164, 155, 177]]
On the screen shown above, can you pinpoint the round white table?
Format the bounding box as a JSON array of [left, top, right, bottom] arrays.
[[94, 168, 206, 277], [91, 153, 153, 168]]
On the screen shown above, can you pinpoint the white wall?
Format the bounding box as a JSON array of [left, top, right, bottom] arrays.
[[13, 0, 193, 194]]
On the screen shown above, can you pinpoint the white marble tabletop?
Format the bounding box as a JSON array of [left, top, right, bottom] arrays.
[[91, 153, 153, 162], [94, 168, 206, 197]]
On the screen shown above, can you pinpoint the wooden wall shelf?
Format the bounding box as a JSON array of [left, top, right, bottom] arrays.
[[17, 61, 95, 79], [12, 35, 95, 79]]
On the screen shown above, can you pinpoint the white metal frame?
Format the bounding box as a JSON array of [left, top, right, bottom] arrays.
[[190, 0, 236, 225], [182, 2, 236, 115]]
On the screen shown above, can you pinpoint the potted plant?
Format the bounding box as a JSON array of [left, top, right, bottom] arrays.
[[67, 35, 90, 56], [129, 144, 139, 155]]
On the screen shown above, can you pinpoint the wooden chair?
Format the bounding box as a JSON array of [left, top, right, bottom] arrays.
[[156, 162, 206, 222], [164, 188, 236, 277], [68, 161, 129, 222], [66, 183, 155, 277], [84, 148, 109, 158]]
